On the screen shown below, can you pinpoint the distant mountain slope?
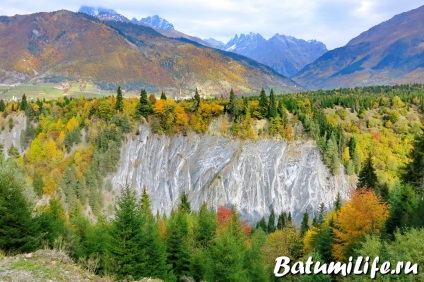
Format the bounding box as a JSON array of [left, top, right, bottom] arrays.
[[223, 33, 327, 77], [0, 10, 299, 95], [294, 5, 424, 89]]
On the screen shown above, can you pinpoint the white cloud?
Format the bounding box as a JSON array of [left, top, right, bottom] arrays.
[[0, 0, 422, 49]]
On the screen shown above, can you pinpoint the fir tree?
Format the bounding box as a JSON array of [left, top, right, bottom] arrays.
[[160, 91, 167, 100], [268, 89, 277, 118], [178, 192, 191, 214], [115, 86, 123, 112], [334, 192, 342, 211], [167, 211, 191, 279], [316, 224, 334, 263], [0, 158, 38, 253], [137, 89, 152, 119], [258, 88, 268, 118], [300, 211, 310, 236], [277, 211, 287, 230], [19, 94, 28, 111], [193, 88, 201, 111], [195, 203, 217, 247], [0, 99, 5, 112], [358, 154, 378, 190], [256, 217, 267, 232], [139, 187, 175, 281], [402, 133, 424, 197], [267, 209, 276, 233], [109, 185, 146, 280]]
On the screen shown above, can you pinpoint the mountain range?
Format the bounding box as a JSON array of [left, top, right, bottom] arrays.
[[0, 10, 298, 95], [294, 5, 424, 89], [221, 33, 327, 77], [77, 7, 328, 78]]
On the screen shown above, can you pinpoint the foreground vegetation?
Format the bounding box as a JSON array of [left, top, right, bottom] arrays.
[[0, 84, 423, 281]]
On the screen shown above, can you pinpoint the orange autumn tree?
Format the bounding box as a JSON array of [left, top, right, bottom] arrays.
[[332, 189, 390, 261]]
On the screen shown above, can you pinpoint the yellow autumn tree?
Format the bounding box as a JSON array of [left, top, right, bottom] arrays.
[[332, 189, 390, 261]]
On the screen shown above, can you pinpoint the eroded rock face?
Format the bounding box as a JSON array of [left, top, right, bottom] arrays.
[[112, 126, 351, 223], [0, 114, 26, 156]]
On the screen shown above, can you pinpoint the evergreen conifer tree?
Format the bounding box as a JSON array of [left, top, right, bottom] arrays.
[[193, 88, 201, 111], [0, 158, 38, 253], [300, 211, 310, 236], [19, 94, 28, 111], [268, 89, 277, 118], [267, 209, 276, 233], [258, 88, 268, 118], [358, 154, 378, 190], [160, 91, 167, 100], [137, 89, 152, 119], [277, 211, 287, 230], [109, 185, 146, 280], [0, 99, 5, 112], [403, 133, 424, 197], [115, 86, 123, 112]]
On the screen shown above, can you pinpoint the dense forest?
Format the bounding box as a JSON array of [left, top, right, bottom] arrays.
[[0, 84, 423, 281]]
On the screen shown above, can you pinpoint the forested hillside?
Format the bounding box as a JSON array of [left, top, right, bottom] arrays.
[[0, 85, 423, 281]]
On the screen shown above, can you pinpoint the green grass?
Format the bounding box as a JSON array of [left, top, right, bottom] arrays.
[[0, 83, 118, 101]]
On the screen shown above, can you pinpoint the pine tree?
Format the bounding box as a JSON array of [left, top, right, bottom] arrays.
[[167, 210, 191, 279], [300, 211, 310, 236], [19, 94, 28, 111], [402, 133, 424, 197], [0, 99, 5, 112], [137, 89, 152, 119], [195, 203, 217, 247], [193, 88, 201, 111], [210, 210, 248, 281], [109, 185, 146, 280], [277, 211, 287, 230], [358, 154, 378, 190], [0, 158, 38, 253], [178, 192, 191, 214], [334, 192, 342, 211], [316, 224, 334, 263], [139, 188, 175, 281], [268, 89, 277, 118], [258, 88, 268, 118], [267, 209, 276, 233], [256, 217, 267, 232], [37, 199, 69, 248], [115, 86, 123, 112], [160, 91, 167, 100]]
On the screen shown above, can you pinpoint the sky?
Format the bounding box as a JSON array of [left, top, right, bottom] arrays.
[[1, 0, 423, 50]]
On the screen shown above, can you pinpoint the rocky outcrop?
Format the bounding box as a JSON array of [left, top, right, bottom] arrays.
[[112, 126, 351, 223]]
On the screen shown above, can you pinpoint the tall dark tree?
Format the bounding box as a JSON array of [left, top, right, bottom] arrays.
[[115, 86, 123, 112], [402, 133, 424, 197], [334, 192, 342, 211], [139, 188, 175, 281], [268, 89, 277, 118], [167, 211, 191, 279], [19, 94, 28, 111], [300, 211, 310, 236], [137, 89, 153, 119], [0, 99, 5, 112], [109, 185, 145, 280], [358, 154, 378, 190], [277, 211, 287, 230], [193, 88, 201, 111], [160, 91, 167, 100], [178, 192, 191, 214], [0, 158, 38, 253], [258, 88, 268, 118], [267, 209, 276, 233]]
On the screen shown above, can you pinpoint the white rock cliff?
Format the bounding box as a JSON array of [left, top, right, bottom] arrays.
[[112, 126, 351, 223]]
